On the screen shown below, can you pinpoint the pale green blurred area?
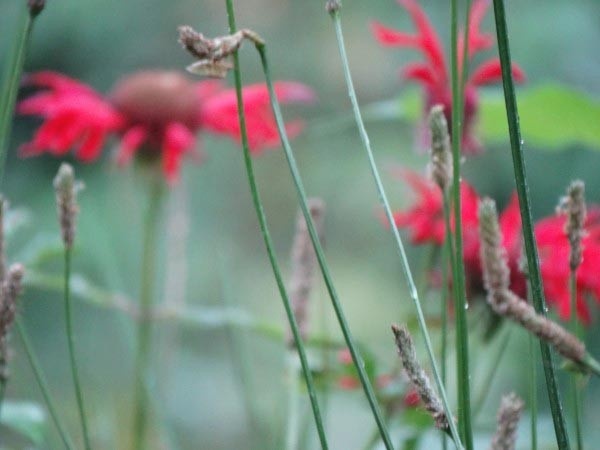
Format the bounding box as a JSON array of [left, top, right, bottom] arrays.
[[0, 0, 600, 449]]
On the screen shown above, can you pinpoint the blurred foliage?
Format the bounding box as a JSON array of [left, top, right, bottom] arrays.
[[0, 0, 599, 449]]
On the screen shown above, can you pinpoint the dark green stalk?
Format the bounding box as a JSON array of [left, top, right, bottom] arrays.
[[16, 319, 75, 450], [441, 241, 449, 450], [570, 273, 583, 450], [224, 3, 329, 449], [529, 333, 538, 450], [450, 0, 473, 447], [64, 248, 91, 450], [324, 8, 461, 449], [132, 177, 164, 450], [0, 5, 42, 184], [253, 40, 395, 450], [491, 1, 570, 447]]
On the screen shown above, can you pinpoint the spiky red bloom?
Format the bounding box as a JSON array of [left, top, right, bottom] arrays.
[[535, 208, 600, 324], [371, 0, 525, 154], [18, 71, 315, 184]]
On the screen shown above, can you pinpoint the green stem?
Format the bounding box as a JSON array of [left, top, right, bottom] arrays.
[[132, 177, 164, 450], [224, 3, 329, 449], [490, 1, 570, 447], [285, 355, 301, 450], [570, 272, 583, 450], [450, 0, 473, 447], [16, 319, 75, 450], [441, 238, 449, 450], [0, 7, 37, 185], [324, 9, 461, 449], [0, 381, 6, 420], [64, 248, 91, 449], [529, 333, 538, 450]]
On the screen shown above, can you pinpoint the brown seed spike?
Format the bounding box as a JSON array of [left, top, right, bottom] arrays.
[[53, 163, 82, 249], [489, 393, 524, 450], [0, 263, 25, 384]]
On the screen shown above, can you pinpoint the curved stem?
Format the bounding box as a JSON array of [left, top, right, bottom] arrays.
[[224, 2, 329, 449], [16, 319, 75, 450], [490, 1, 570, 447], [253, 38, 397, 450], [64, 248, 91, 449], [132, 177, 164, 450]]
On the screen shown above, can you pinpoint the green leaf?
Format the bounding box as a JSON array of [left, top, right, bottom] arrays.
[[479, 83, 600, 151], [1, 401, 47, 444]]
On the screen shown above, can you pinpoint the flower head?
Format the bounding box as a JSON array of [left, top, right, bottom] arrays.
[[371, 0, 525, 154], [19, 71, 314, 184]]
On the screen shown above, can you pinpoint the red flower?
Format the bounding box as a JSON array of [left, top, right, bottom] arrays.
[[18, 70, 315, 184], [392, 171, 524, 298], [371, 0, 525, 154], [535, 208, 600, 324]]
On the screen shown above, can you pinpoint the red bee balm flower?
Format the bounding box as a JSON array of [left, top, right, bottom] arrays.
[[371, 0, 525, 154], [18, 71, 315, 183]]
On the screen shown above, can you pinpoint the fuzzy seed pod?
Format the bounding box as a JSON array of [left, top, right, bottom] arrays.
[[28, 0, 45, 17], [479, 198, 586, 364], [287, 199, 325, 346], [557, 180, 586, 271], [428, 105, 452, 192], [489, 393, 524, 450], [326, 0, 341, 13], [53, 163, 82, 249], [391, 324, 448, 430], [0, 264, 25, 383]]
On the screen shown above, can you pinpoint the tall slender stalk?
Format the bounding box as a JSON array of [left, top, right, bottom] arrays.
[[529, 333, 538, 450], [326, 7, 462, 448], [16, 319, 75, 450], [570, 274, 583, 450], [490, 1, 570, 447], [449, 0, 473, 447], [223, 3, 329, 449], [132, 176, 164, 450], [0, 3, 43, 185], [440, 238, 450, 450], [64, 248, 91, 450]]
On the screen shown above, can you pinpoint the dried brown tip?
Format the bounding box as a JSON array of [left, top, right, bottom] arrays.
[[479, 198, 586, 364], [287, 199, 326, 347], [0, 263, 25, 384], [557, 180, 586, 271], [489, 393, 524, 450], [391, 324, 448, 430], [28, 0, 45, 17], [178, 26, 264, 79], [53, 163, 82, 249], [428, 104, 452, 192], [326, 0, 341, 14]]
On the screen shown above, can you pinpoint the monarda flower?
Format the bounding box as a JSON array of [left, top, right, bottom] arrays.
[[371, 0, 525, 154], [18, 71, 315, 183]]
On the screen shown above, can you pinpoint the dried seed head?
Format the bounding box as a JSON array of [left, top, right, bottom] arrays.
[[27, 0, 45, 17], [557, 180, 586, 271], [428, 105, 452, 192], [479, 198, 586, 364], [53, 163, 82, 248], [287, 199, 326, 346], [178, 26, 264, 79], [391, 324, 448, 430], [0, 264, 25, 383], [489, 393, 524, 450], [326, 0, 341, 14]]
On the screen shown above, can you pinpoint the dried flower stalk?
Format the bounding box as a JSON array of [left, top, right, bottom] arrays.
[[479, 198, 586, 364], [53, 163, 82, 249], [178, 25, 264, 78], [489, 393, 524, 450], [0, 264, 25, 383], [391, 324, 448, 430], [287, 199, 325, 346], [557, 180, 586, 271], [428, 105, 452, 192]]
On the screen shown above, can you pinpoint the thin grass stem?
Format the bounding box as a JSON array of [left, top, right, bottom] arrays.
[[64, 248, 91, 450], [570, 273, 583, 450], [490, 1, 570, 447], [16, 319, 75, 450], [132, 176, 164, 450], [223, 2, 329, 449], [450, 0, 474, 447], [529, 333, 538, 450]]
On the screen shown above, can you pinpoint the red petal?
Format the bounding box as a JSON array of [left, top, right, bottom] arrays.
[[116, 125, 148, 166], [370, 21, 419, 47], [22, 71, 96, 94], [402, 63, 438, 87], [467, 0, 494, 56], [75, 128, 107, 162], [469, 59, 526, 86], [162, 122, 195, 184]]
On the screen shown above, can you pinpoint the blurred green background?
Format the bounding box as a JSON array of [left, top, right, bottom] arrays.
[[1, 0, 600, 448]]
